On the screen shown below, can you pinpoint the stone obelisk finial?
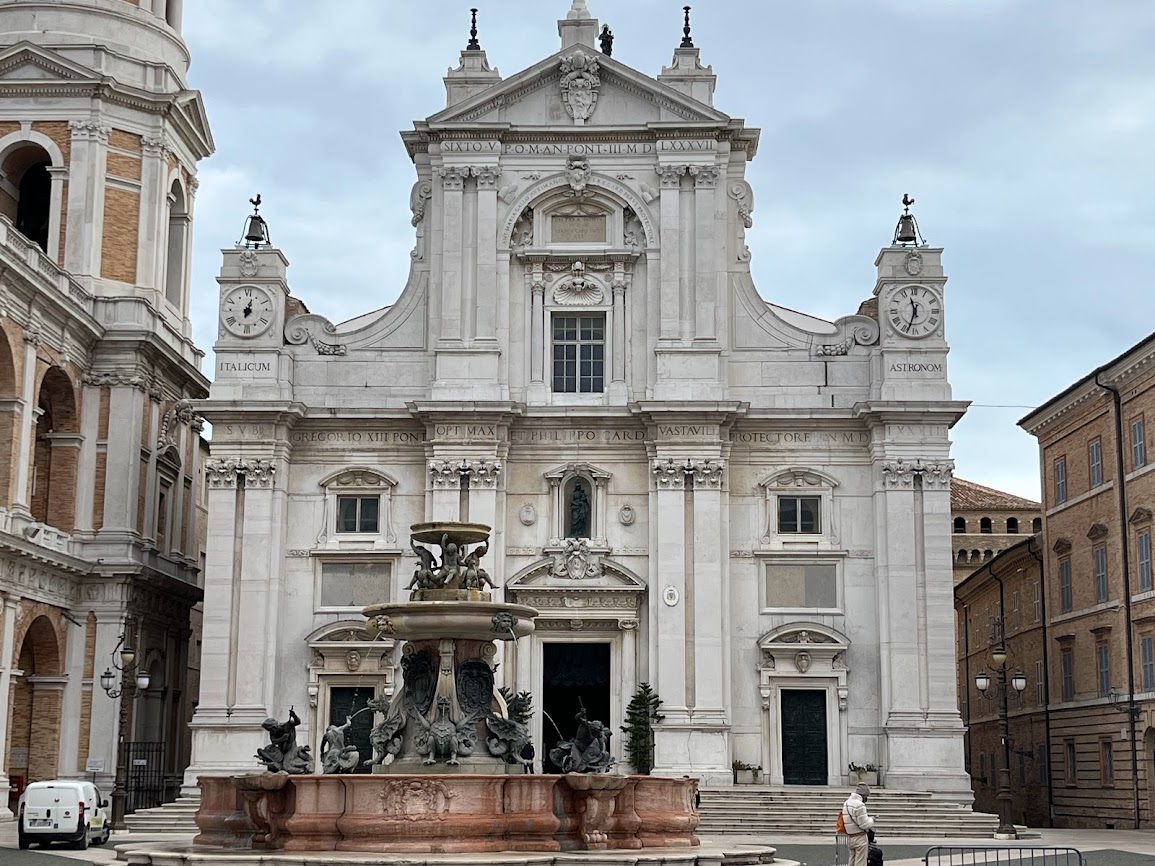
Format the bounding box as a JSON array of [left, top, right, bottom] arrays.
[[568, 0, 592, 19]]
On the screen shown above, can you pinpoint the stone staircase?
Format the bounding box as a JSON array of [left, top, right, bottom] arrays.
[[697, 787, 1016, 838], [123, 796, 200, 834]]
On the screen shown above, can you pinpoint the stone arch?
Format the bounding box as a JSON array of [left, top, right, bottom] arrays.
[[0, 130, 65, 256], [31, 365, 80, 531], [0, 324, 16, 506], [8, 612, 66, 783], [500, 172, 656, 248]]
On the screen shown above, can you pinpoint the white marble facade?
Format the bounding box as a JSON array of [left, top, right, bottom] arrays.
[[187, 2, 971, 796]]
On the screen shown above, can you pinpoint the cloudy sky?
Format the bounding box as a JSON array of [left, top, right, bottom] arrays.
[[181, 0, 1155, 501]]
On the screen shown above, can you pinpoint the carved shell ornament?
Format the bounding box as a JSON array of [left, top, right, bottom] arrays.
[[553, 261, 604, 305]]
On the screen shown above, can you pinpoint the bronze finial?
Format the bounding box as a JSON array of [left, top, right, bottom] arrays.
[[680, 6, 694, 49], [466, 7, 481, 51]]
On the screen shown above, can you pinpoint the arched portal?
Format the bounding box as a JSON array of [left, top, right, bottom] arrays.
[[0, 327, 16, 506], [0, 143, 53, 252], [165, 180, 189, 309], [7, 614, 64, 786]]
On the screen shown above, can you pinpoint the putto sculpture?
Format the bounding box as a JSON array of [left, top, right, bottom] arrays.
[[405, 530, 493, 594], [256, 707, 314, 774]]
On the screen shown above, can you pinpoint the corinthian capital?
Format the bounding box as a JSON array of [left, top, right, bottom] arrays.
[[439, 167, 467, 190], [881, 458, 953, 489], [205, 458, 276, 488], [473, 165, 501, 188]]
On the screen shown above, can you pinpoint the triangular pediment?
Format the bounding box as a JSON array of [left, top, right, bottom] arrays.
[[428, 48, 730, 127], [170, 90, 215, 158], [507, 556, 646, 591], [0, 43, 100, 84]]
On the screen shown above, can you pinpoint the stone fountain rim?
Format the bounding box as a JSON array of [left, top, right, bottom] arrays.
[[410, 521, 492, 545]]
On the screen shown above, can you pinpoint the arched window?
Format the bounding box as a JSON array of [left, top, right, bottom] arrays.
[[956, 549, 968, 562], [564, 476, 593, 539], [1, 144, 54, 253], [1032, 517, 1042, 533], [0, 328, 16, 506], [980, 517, 992, 534], [165, 180, 189, 308], [1006, 517, 1019, 534], [954, 516, 967, 533], [31, 367, 79, 532]]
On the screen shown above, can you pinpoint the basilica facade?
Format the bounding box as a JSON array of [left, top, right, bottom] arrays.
[[189, 2, 970, 795]]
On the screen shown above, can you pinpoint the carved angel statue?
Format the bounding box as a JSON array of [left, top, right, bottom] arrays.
[[413, 695, 475, 766], [485, 713, 532, 764], [365, 697, 407, 767], [256, 707, 314, 774], [436, 534, 462, 586], [320, 716, 360, 774], [462, 541, 494, 590], [407, 539, 440, 591], [549, 708, 615, 774]]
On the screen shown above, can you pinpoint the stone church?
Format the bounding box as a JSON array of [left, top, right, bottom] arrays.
[[190, 2, 970, 794]]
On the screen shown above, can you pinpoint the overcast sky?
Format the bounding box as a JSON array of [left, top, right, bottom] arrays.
[[181, 1, 1155, 501]]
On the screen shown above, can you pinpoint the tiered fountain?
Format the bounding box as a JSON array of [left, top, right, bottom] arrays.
[[175, 523, 771, 863]]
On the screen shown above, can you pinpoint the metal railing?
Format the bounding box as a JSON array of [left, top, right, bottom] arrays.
[[923, 846, 1085, 866]]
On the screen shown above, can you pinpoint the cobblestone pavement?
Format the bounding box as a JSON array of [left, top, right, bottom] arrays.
[[0, 823, 1151, 866]]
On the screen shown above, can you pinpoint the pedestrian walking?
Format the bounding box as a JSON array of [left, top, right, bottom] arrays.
[[841, 783, 875, 866]]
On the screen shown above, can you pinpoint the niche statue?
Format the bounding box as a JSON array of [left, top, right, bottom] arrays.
[[569, 480, 591, 538]]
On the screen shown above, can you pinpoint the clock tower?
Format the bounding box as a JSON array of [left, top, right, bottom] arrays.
[[873, 201, 951, 402]]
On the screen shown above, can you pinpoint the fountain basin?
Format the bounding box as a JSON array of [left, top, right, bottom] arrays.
[[194, 773, 700, 854], [364, 600, 538, 641]]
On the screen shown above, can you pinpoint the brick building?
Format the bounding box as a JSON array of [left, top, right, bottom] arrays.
[[952, 478, 1042, 585], [0, 0, 212, 815], [1018, 332, 1155, 828]]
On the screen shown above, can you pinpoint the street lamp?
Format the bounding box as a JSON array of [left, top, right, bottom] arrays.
[[974, 642, 1027, 839], [100, 633, 151, 832]]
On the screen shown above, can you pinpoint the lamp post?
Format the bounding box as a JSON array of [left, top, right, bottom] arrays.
[[99, 634, 150, 832], [974, 640, 1027, 839]]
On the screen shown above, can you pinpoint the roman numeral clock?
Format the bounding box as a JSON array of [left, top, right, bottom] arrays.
[[220, 285, 275, 338], [886, 284, 942, 339]]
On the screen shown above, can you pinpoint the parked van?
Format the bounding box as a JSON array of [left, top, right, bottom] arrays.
[[17, 780, 110, 849]]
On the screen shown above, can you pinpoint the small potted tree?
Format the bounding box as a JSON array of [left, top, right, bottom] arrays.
[[731, 760, 762, 785], [848, 762, 879, 786], [621, 683, 663, 774]]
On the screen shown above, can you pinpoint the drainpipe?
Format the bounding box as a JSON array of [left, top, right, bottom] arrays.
[[1026, 534, 1054, 827], [1094, 372, 1140, 830]]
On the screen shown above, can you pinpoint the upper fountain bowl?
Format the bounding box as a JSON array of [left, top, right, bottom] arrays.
[[411, 521, 491, 546]]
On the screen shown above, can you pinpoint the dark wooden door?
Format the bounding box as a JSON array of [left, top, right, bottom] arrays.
[[781, 689, 828, 785], [329, 687, 375, 774]]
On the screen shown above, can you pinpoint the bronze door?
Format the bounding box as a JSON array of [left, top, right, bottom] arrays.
[[781, 689, 828, 785]]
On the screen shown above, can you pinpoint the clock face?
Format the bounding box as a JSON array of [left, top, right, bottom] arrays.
[[220, 286, 274, 338], [887, 285, 941, 339]]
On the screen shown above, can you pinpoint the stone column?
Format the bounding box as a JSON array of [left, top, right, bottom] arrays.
[[650, 459, 689, 724], [72, 378, 102, 535], [137, 137, 170, 292], [56, 617, 87, 776], [10, 332, 40, 514], [692, 167, 719, 340], [679, 169, 694, 341], [619, 619, 639, 715], [141, 391, 162, 544], [100, 379, 146, 534], [920, 463, 965, 719], [610, 277, 627, 397], [86, 609, 126, 793], [690, 460, 726, 722], [428, 460, 462, 521], [657, 165, 684, 340], [0, 594, 20, 818], [46, 166, 67, 264], [438, 167, 466, 345], [473, 166, 500, 344], [63, 121, 109, 278]]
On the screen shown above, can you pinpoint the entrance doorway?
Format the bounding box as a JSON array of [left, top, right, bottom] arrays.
[[781, 689, 828, 785], [542, 642, 611, 773], [328, 686, 375, 774]]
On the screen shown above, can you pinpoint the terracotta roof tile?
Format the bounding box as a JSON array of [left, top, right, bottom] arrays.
[[951, 477, 1040, 512]]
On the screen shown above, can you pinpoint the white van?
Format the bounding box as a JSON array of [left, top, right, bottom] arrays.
[[17, 780, 110, 849]]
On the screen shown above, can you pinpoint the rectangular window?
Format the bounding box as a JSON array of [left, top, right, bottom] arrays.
[[979, 753, 987, 784], [1101, 740, 1114, 784], [1059, 558, 1073, 613], [319, 561, 391, 609], [1133, 417, 1147, 469], [337, 495, 380, 533], [1065, 741, 1076, 783], [778, 496, 821, 534], [1097, 641, 1110, 697], [1032, 580, 1042, 622], [765, 562, 837, 609], [1139, 531, 1152, 593], [1036, 659, 1045, 705], [1037, 744, 1048, 785], [1011, 591, 1021, 629], [1094, 545, 1109, 603], [1054, 457, 1067, 504], [1089, 439, 1103, 488], [552, 314, 605, 393], [1061, 648, 1074, 701], [1142, 636, 1155, 692]]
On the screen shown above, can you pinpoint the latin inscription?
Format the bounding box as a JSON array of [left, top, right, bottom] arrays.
[[510, 429, 646, 444], [438, 140, 716, 155], [889, 362, 944, 373], [552, 215, 606, 243], [731, 431, 871, 445], [218, 360, 272, 373], [290, 431, 426, 444], [653, 425, 719, 439]]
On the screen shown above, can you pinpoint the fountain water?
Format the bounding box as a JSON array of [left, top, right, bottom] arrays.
[[178, 524, 770, 861]]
